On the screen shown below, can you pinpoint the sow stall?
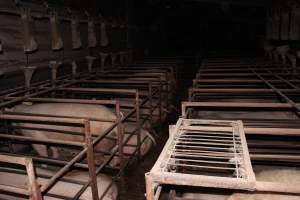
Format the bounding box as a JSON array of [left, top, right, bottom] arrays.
[[0, 98, 123, 200], [0, 58, 179, 199], [0, 67, 128, 199], [190, 58, 300, 163], [145, 57, 300, 199]]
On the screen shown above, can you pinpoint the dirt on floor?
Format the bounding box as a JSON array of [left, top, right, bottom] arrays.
[[118, 58, 198, 200], [118, 118, 175, 200]]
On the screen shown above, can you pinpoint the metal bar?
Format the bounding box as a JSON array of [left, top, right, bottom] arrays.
[[0, 133, 85, 147], [0, 113, 85, 125], [136, 90, 141, 159], [248, 66, 300, 111], [116, 101, 125, 185], [255, 181, 300, 194], [25, 157, 43, 200], [0, 155, 42, 199], [145, 173, 155, 200], [55, 87, 138, 94], [84, 120, 99, 200]]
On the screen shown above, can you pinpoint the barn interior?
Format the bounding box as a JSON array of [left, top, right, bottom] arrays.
[[0, 0, 299, 200]]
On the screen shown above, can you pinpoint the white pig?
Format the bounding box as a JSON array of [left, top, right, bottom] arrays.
[[11, 103, 118, 164], [0, 167, 118, 200], [228, 167, 300, 200], [181, 167, 300, 200], [109, 122, 156, 167]]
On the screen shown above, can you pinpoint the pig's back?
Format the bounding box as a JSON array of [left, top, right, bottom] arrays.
[[13, 103, 116, 121]]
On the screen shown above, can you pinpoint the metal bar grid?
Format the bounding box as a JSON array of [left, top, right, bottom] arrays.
[[156, 118, 254, 181], [184, 57, 300, 166], [89, 72, 171, 112], [1, 73, 161, 158], [0, 101, 123, 200], [0, 58, 178, 199], [0, 83, 135, 200], [145, 58, 300, 200], [190, 59, 300, 109], [145, 118, 256, 200]]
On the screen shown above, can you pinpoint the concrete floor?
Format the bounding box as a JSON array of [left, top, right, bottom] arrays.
[[118, 58, 198, 200], [119, 124, 169, 200]]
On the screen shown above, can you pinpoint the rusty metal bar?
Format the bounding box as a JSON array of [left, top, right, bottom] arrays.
[[0, 155, 42, 200], [248, 66, 300, 111], [84, 120, 100, 200]]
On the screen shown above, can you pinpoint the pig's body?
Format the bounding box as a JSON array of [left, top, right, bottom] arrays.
[[181, 167, 300, 200], [0, 167, 118, 200], [109, 122, 155, 167], [119, 98, 166, 126], [228, 167, 300, 200], [12, 103, 117, 163], [123, 122, 155, 156], [11, 103, 155, 167]]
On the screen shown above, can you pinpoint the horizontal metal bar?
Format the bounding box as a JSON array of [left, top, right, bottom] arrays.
[[182, 101, 294, 109], [175, 144, 232, 151], [171, 152, 236, 160], [176, 136, 235, 143], [0, 133, 85, 147], [0, 114, 85, 125], [166, 162, 236, 170], [0, 184, 29, 196], [56, 87, 138, 94], [169, 157, 237, 165]]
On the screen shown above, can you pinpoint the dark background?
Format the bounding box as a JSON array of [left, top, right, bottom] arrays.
[[46, 0, 270, 56], [131, 0, 267, 57]]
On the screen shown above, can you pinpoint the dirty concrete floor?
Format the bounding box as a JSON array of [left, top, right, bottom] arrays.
[[118, 58, 198, 200], [118, 125, 169, 200]]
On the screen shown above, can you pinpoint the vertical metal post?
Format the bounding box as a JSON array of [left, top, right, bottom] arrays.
[[148, 82, 153, 124], [116, 100, 124, 185], [188, 88, 193, 101], [145, 173, 155, 200], [135, 90, 141, 160], [158, 82, 162, 128], [165, 72, 170, 113], [181, 103, 187, 118], [4, 120, 14, 153], [84, 120, 100, 200], [25, 158, 42, 200]]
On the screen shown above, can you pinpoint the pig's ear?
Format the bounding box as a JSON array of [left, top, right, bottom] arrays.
[[22, 101, 33, 106]]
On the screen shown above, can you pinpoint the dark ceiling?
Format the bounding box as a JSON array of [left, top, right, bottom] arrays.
[[25, 0, 299, 55]]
